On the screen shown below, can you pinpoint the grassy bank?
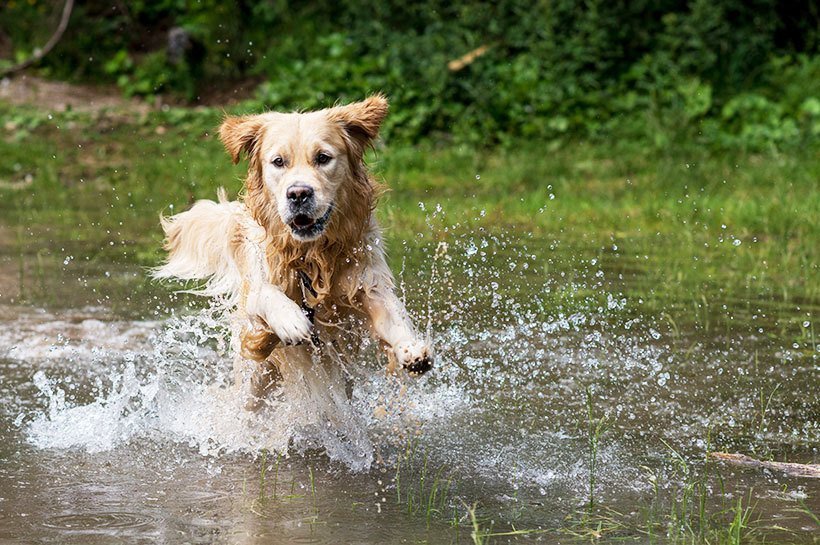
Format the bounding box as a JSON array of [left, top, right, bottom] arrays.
[[0, 103, 817, 339]]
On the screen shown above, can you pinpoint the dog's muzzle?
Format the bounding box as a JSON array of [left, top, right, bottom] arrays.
[[287, 204, 333, 240]]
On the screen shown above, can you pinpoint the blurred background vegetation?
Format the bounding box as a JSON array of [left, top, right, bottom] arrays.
[[1, 0, 818, 149]]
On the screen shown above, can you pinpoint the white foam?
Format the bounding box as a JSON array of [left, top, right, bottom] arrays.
[[21, 305, 472, 472], [11, 240, 673, 491]]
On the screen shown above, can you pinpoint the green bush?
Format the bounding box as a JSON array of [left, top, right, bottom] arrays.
[[1, 0, 817, 148]]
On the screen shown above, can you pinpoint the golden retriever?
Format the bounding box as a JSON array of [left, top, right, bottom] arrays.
[[154, 95, 433, 403]]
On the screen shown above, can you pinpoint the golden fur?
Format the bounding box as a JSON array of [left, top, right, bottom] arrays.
[[154, 96, 432, 404]]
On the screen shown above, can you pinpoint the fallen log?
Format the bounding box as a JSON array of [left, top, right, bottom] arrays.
[[710, 452, 820, 479]]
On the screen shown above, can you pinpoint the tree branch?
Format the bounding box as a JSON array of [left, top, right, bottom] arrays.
[[1, 0, 75, 78]]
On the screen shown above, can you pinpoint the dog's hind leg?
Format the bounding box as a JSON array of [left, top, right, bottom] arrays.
[[231, 351, 283, 411]]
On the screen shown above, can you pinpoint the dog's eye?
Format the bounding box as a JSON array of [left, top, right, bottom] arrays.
[[315, 153, 332, 166], [272, 156, 285, 168]]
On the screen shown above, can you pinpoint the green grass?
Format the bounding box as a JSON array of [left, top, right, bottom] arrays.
[[0, 102, 817, 338], [394, 439, 456, 528], [584, 386, 612, 510], [560, 425, 818, 545]]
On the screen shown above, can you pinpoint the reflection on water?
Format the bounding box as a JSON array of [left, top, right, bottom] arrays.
[[0, 233, 817, 544]]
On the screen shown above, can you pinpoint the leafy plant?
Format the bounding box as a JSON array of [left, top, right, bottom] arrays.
[[2, 1, 817, 147]]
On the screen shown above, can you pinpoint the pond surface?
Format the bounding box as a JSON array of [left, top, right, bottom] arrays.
[[0, 225, 817, 544]]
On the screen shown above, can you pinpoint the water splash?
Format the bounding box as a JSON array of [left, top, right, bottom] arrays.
[[11, 229, 810, 504], [19, 303, 470, 472], [12, 230, 634, 486]]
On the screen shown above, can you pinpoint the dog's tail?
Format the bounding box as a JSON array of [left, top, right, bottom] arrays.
[[152, 188, 243, 301]]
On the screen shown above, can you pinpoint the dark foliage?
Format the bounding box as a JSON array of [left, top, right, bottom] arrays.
[[1, 0, 817, 147]]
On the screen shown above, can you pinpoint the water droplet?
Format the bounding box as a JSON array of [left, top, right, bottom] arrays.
[[465, 242, 477, 257]]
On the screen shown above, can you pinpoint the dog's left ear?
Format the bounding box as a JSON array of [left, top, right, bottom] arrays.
[[329, 94, 389, 151], [219, 115, 266, 164]]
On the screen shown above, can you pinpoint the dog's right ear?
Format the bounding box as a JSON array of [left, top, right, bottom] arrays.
[[219, 115, 265, 164]]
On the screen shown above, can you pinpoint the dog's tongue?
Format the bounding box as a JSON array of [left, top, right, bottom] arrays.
[[292, 215, 314, 228]]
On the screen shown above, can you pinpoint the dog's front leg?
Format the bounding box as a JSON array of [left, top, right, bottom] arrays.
[[359, 287, 433, 376], [236, 219, 312, 347], [244, 284, 312, 345]]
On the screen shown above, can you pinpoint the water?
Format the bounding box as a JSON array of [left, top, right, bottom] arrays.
[[0, 228, 817, 544]]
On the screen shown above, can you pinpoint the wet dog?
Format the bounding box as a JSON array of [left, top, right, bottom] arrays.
[[154, 95, 433, 403]]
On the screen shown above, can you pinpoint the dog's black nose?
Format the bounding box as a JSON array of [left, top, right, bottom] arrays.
[[287, 185, 314, 206]]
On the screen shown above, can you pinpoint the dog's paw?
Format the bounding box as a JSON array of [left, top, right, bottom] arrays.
[[394, 339, 434, 376], [269, 309, 313, 346], [247, 286, 313, 346]]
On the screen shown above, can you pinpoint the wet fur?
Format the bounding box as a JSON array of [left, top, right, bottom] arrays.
[[154, 96, 432, 404]]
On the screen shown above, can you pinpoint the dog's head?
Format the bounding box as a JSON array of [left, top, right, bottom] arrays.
[[219, 95, 388, 242]]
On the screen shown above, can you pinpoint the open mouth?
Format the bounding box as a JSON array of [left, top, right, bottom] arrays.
[[288, 205, 333, 239]]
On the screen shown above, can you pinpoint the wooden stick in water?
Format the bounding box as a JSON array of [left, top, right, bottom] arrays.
[[710, 452, 820, 479]]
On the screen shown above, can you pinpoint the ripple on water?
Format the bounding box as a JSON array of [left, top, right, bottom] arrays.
[[0, 305, 159, 364], [42, 511, 157, 532]]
